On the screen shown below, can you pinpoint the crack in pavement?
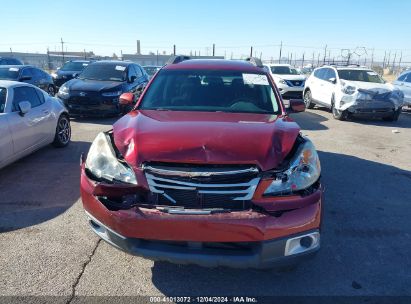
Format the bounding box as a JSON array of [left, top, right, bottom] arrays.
[[66, 238, 101, 304]]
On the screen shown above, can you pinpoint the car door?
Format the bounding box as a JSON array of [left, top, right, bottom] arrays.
[[321, 68, 337, 106], [0, 87, 14, 166], [19, 67, 36, 86], [33, 68, 48, 91], [133, 65, 148, 96], [402, 73, 411, 103], [310, 68, 326, 102], [8, 86, 51, 153]]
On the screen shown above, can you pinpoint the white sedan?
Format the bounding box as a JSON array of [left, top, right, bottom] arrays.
[[0, 80, 71, 169]]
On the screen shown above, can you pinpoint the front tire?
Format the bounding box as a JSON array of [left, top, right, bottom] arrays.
[[304, 90, 315, 109], [53, 114, 71, 147], [383, 108, 401, 122], [331, 97, 347, 121]]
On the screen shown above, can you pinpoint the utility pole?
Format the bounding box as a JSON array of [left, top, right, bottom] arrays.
[[47, 47, 51, 70], [382, 51, 387, 69], [290, 53, 293, 65], [173, 45, 176, 56], [279, 41, 282, 63], [302, 52, 305, 68], [392, 51, 397, 72], [9, 47, 13, 55], [323, 45, 327, 64], [398, 51, 403, 72], [212, 44, 215, 56], [312, 52, 315, 66], [317, 53, 320, 66], [60, 37, 65, 63], [84, 49, 86, 60], [370, 48, 374, 68], [250, 46, 253, 58]]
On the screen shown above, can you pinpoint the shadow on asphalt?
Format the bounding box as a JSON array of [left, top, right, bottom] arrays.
[[70, 116, 119, 126], [150, 151, 411, 296], [290, 110, 329, 131], [0, 140, 91, 232]]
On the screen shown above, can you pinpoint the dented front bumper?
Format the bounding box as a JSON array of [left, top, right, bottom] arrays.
[[80, 163, 322, 268]]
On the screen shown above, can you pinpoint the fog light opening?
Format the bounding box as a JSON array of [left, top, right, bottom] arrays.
[[300, 236, 313, 248], [284, 232, 320, 256]]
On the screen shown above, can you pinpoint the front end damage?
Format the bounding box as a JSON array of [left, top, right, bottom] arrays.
[[80, 132, 323, 268], [339, 87, 404, 117]]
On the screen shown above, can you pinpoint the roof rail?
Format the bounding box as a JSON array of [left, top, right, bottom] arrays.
[[245, 57, 264, 68], [167, 55, 191, 65]]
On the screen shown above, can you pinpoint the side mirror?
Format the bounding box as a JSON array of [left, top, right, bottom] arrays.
[[288, 99, 305, 113], [129, 76, 137, 83], [328, 77, 336, 84], [119, 92, 134, 105], [18, 101, 31, 116], [19, 76, 32, 81]]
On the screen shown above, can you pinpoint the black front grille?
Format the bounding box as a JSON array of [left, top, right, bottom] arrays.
[[144, 163, 260, 211]]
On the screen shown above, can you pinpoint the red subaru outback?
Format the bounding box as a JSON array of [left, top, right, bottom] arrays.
[[80, 57, 322, 268]]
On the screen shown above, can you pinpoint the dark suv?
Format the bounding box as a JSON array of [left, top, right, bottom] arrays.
[[52, 60, 94, 88], [0, 65, 56, 95], [81, 57, 323, 269], [57, 61, 149, 116]]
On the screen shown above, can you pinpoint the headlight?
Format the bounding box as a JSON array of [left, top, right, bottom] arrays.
[[51, 73, 58, 79], [278, 79, 286, 85], [340, 80, 356, 95], [102, 90, 122, 97], [264, 139, 320, 196], [85, 132, 137, 184], [58, 85, 69, 97]]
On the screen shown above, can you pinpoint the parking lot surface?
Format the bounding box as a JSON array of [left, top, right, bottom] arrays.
[[1, 108, 411, 298]]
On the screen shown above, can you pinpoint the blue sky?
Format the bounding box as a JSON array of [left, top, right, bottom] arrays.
[[1, 0, 410, 62]]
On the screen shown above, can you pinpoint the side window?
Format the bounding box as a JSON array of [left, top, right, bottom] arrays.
[[0, 88, 7, 113], [21, 68, 33, 78], [327, 68, 337, 80], [134, 65, 143, 78], [397, 74, 407, 82], [314, 68, 326, 80], [33, 68, 45, 78], [127, 65, 137, 80], [12, 86, 43, 111], [405, 73, 411, 83]]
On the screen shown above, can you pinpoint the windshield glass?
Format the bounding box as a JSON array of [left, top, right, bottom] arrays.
[[0, 67, 19, 80], [338, 69, 384, 83], [144, 66, 160, 76], [79, 63, 126, 81], [60, 61, 89, 71], [139, 69, 280, 114], [270, 66, 297, 75], [0, 87, 6, 113]]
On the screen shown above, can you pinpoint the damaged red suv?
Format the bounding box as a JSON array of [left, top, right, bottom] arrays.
[[80, 57, 323, 268]]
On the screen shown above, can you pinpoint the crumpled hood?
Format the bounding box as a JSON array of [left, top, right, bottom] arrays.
[[66, 78, 122, 92], [112, 110, 300, 171], [343, 80, 396, 94]]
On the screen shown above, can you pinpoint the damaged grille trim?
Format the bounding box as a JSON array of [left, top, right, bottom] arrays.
[[146, 173, 260, 201], [142, 165, 259, 178]]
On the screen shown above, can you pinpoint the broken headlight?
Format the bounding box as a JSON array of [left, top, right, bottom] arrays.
[[264, 139, 320, 196], [85, 132, 137, 184]]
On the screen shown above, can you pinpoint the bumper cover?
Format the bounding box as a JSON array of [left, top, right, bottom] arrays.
[[86, 210, 320, 269]]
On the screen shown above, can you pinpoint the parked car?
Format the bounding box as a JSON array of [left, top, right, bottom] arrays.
[[0, 57, 23, 65], [0, 81, 71, 170], [304, 66, 404, 121], [52, 60, 94, 88], [264, 64, 306, 99], [57, 61, 149, 116], [80, 57, 323, 269], [393, 70, 411, 107], [0, 65, 56, 96], [142, 65, 161, 79]]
